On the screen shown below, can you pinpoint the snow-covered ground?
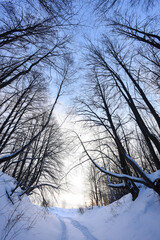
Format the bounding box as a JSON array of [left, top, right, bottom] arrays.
[[0, 171, 160, 240]]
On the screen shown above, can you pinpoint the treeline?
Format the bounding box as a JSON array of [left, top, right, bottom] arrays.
[[0, 0, 73, 204], [77, 0, 160, 205]]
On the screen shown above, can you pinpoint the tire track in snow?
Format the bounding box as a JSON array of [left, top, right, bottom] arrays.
[[58, 218, 68, 240], [65, 217, 98, 240]]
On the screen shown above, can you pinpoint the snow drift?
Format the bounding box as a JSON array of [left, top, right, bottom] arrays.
[[0, 171, 160, 240]]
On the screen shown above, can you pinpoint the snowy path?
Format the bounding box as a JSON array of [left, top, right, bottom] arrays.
[[59, 218, 68, 240], [57, 216, 98, 240]]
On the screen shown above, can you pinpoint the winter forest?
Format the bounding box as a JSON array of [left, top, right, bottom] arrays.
[[0, 0, 160, 239]]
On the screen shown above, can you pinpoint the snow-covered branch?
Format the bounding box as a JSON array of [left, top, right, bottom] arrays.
[[108, 183, 126, 188], [125, 154, 155, 189], [76, 133, 149, 187]]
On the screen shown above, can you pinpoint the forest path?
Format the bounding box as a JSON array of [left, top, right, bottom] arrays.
[[57, 216, 98, 240], [58, 218, 68, 240]]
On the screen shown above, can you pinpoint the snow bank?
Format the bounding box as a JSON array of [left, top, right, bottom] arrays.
[[0, 171, 61, 240], [49, 187, 160, 240], [0, 171, 160, 240], [66, 188, 160, 240]]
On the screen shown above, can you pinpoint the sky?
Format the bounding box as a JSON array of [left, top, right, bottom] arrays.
[[46, 1, 103, 208], [52, 103, 92, 208]]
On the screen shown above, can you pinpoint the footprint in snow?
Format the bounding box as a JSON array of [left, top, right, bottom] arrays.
[[58, 218, 68, 240], [65, 217, 98, 240]]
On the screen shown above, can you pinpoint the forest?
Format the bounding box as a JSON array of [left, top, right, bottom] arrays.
[[0, 0, 160, 208]]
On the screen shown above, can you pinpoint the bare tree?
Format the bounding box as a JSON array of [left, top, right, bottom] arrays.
[[0, 0, 73, 202], [76, 31, 160, 200], [94, 0, 157, 15]]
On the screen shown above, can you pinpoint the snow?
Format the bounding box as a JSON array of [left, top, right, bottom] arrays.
[[108, 182, 126, 188], [146, 170, 160, 182], [0, 172, 61, 240], [0, 171, 160, 240]]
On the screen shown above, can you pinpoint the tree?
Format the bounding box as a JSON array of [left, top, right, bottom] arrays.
[[0, 0, 73, 202], [94, 0, 157, 15], [76, 0, 160, 201]]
